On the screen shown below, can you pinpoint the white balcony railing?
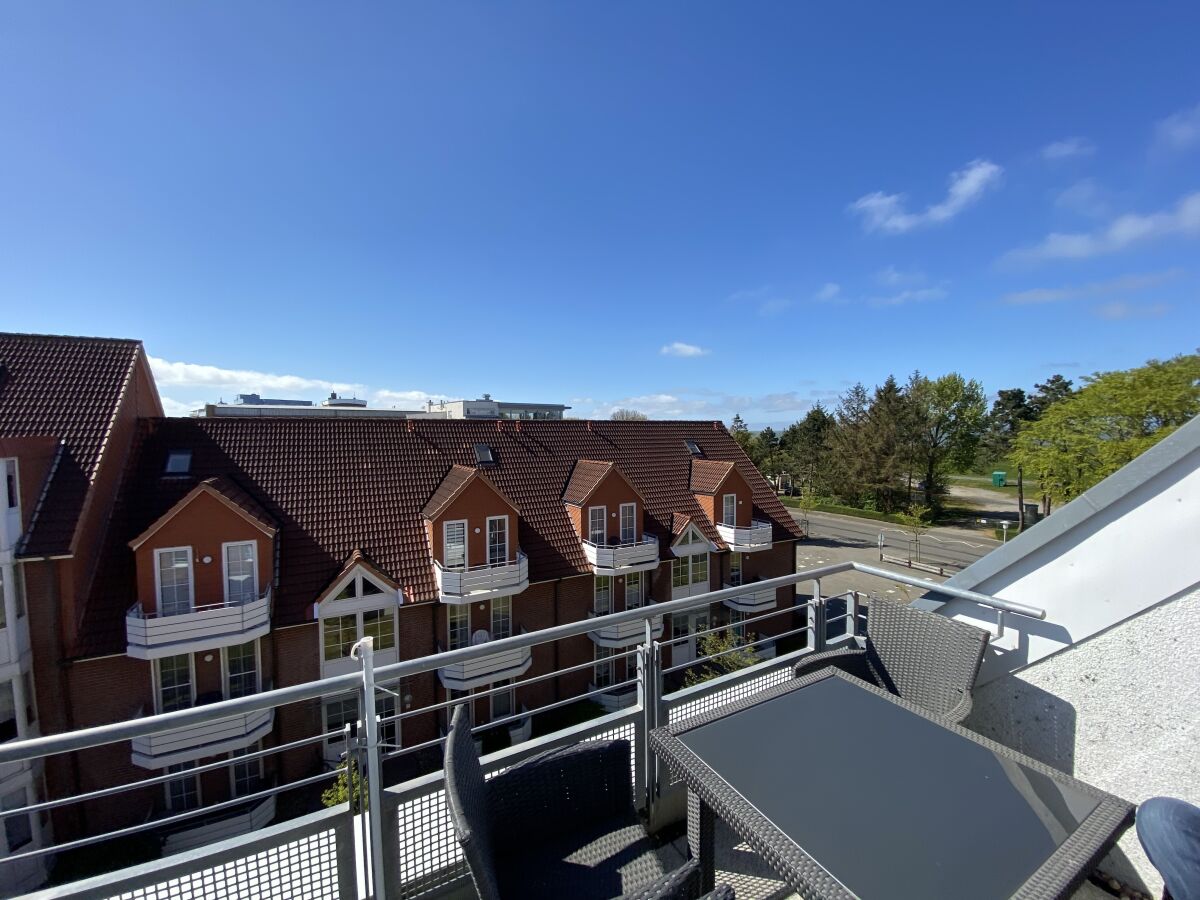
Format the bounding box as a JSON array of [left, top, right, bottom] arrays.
[[590, 681, 639, 712], [438, 628, 533, 691], [126, 587, 272, 660], [130, 704, 275, 769], [715, 519, 774, 552], [162, 792, 276, 855], [722, 582, 778, 612], [434, 552, 529, 604], [588, 602, 664, 648], [581, 535, 660, 572]]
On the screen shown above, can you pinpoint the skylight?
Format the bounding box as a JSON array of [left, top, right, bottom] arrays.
[[684, 439, 703, 457], [473, 443, 496, 466], [164, 450, 192, 475]]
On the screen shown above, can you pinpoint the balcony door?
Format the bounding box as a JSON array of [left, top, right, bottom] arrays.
[[486, 516, 508, 566], [443, 521, 467, 570], [722, 494, 737, 526], [223, 541, 257, 606], [588, 506, 606, 545], [619, 503, 636, 543], [155, 548, 193, 616]]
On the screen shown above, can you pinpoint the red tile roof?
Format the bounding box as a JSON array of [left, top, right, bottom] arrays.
[[0, 333, 149, 557], [129, 476, 278, 549], [421, 465, 518, 520], [689, 459, 736, 495], [76, 418, 802, 658]]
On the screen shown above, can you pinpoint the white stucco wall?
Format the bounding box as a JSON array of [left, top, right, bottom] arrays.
[[965, 584, 1200, 894]]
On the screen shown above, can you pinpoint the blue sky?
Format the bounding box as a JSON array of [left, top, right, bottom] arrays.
[[2, 3, 1198, 425]]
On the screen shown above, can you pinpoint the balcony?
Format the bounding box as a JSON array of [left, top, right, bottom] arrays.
[[715, 519, 774, 553], [590, 680, 639, 712], [126, 587, 272, 660], [438, 628, 533, 691], [161, 790, 276, 855], [581, 535, 660, 574], [130, 699, 275, 769], [588, 601, 664, 648], [722, 582, 778, 612], [433, 552, 529, 604]]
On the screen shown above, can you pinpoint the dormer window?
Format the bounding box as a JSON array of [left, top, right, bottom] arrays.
[[722, 494, 737, 526], [619, 503, 636, 543], [333, 574, 385, 601], [155, 548, 194, 615], [223, 542, 258, 605], [588, 506, 606, 545], [164, 450, 192, 475]]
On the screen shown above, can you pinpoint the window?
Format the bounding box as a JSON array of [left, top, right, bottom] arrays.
[[156, 655, 192, 713], [156, 548, 193, 615], [671, 557, 688, 589], [4, 459, 16, 509], [22, 672, 35, 728], [588, 506, 606, 544], [323, 615, 357, 661], [473, 443, 495, 466], [224, 542, 257, 605], [594, 646, 614, 688], [487, 516, 508, 566], [684, 439, 703, 457], [619, 503, 636, 543], [729, 552, 743, 587], [691, 553, 708, 585], [491, 679, 514, 721], [164, 450, 192, 475], [363, 609, 395, 651], [625, 571, 644, 609], [226, 641, 258, 699], [231, 745, 263, 798], [447, 605, 469, 651], [722, 494, 737, 526], [491, 596, 511, 640], [325, 695, 358, 744], [3, 788, 32, 851], [333, 574, 385, 601], [594, 576, 612, 615], [443, 521, 467, 570], [0, 682, 15, 742], [166, 763, 199, 811]]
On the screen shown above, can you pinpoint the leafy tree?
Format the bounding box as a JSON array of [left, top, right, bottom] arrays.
[[863, 376, 914, 513], [1013, 353, 1200, 507], [977, 387, 1038, 468], [1028, 374, 1076, 419], [783, 403, 836, 496], [683, 628, 760, 686], [322, 757, 366, 809], [894, 504, 932, 561], [729, 413, 754, 456], [907, 372, 987, 509], [610, 408, 648, 420], [828, 383, 872, 505], [752, 426, 780, 476]]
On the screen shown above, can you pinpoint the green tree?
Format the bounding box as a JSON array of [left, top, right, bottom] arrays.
[[894, 504, 932, 561], [752, 426, 780, 475], [863, 376, 914, 513], [1028, 374, 1076, 419], [1013, 353, 1200, 508], [977, 387, 1037, 468], [683, 628, 760, 686], [610, 408, 648, 420], [322, 757, 366, 809], [785, 403, 836, 496], [907, 372, 987, 510], [729, 413, 754, 456], [828, 383, 872, 505]]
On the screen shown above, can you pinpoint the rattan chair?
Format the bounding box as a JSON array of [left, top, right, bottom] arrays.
[[794, 600, 989, 723], [444, 705, 734, 900]]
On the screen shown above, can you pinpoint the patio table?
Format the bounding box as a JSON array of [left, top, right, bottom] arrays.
[[650, 668, 1134, 900]]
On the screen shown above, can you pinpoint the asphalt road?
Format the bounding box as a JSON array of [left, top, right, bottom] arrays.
[[789, 509, 999, 572]]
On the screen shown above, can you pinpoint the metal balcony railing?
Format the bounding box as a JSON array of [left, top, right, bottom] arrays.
[[581, 535, 660, 571], [715, 518, 774, 552], [433, 552, 529, 603], [125, 586, 272, 659], [0, 562, 1043, 900]]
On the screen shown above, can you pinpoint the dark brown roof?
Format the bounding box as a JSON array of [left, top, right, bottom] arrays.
[[0, 333, 148, 557], [77, 418, 802, 658], [129, 476, 278, 549], [689, 459, 736, 495], [561, 460, 614, 506], [421, 465, 518, 520]]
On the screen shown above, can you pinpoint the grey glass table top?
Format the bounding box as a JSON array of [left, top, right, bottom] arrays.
[[676, 674, 1103, 900]]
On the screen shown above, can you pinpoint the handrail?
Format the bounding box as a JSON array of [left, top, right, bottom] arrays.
[[581, 535, 658, 549], [127, 585, 272, 620], [432, 551, 527, 574], [0, 560, 1042, 766]]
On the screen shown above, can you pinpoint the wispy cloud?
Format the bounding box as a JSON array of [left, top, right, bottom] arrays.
[[585, 388, 831, 421], [1054, 179, 1110, 219], [813, 282, 841, 302], [1002, 191, 1200, 264], [848, 159, 1003, 234], [1001, 269, 1182, 305], [660, 342, 710, 358], [868, 287, 947, 308], [729, 285, 795, 316], [374, 389, 450, 408], [875, 266, 925, 287], [1152, 102, 1200, 154], [1041, 137, 1096, 160], [150, 357, 364, 395], [1093, 302, 1170, 321]]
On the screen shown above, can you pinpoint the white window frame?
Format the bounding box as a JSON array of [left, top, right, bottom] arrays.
[[221, 540, 258, 606], [324, 695, 359, 748], [154, 546, 194, 616], [594, 575, 612, 615], [486, 515, 508, 566], [222, 640, 260, 699], [443, 520, 468, 569], [690, 553, 709, 586], [230, 743, 263, 798], [722, 494, 737, 526], [729, 552, 743, 587], [619, 503, 636, 543], [165, 762, 200, 812], [154, 654, 195, 715], [362, 607, 396, 652], [491, 596, 512, 640], [594, 646, 614, 688], [588, 506, 607, 545], [491, 679, 514, 721], [625, 571, 644, 609], [447, 604, 469, 651]]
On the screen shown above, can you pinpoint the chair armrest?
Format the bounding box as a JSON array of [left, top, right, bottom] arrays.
[[621, 858, 702, 900], [702, 885, 736, 900], [944, 692, 973, 724], [487, 739, 632, 847], [792, 646, 873, 684]]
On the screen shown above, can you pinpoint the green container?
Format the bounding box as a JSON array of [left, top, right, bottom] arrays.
[[992, 471, 1007, 487]]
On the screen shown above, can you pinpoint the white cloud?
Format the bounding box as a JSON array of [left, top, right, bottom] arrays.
[[875, 266, 925, 287], [1093, 301, 1170, 321], [587, 389, 818, 421], [848, 159, 1003, 234], [159, 396, 204, 417], [1054, 179, 1110, 219], [150, 356, 364, 396], [1003, 191, 1200, 263], [1152, 102, 1200, 154], [1001, 269, 1182, 305], [1041, 137, 1096, 160], [813, 282, 841, 302], [373, 388, 449, 408], [660, 342, 710, 358], [868, 287, 947, 308]]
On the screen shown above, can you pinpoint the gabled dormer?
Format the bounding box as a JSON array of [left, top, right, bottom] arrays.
[[423, 465, 528, 604], [562, 460, 658, 574], [689, 459, 773, 553], [314, 550, 403, 676], [126, 476, 277, 659]]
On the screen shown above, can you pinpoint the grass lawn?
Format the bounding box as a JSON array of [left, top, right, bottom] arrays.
[[946, 473, 1035, 500]]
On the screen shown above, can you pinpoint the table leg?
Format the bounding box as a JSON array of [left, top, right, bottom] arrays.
[[686, 789, 715, 893]]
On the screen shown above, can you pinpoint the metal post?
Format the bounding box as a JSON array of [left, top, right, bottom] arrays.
[[353, 637, 388, 900], [811, 579, 825, 653], [637, 621, 655, 816], [877, 532, 883, 561]]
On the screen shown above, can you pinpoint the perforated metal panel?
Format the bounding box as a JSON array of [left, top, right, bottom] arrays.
[[665, 655, 801, 725]]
